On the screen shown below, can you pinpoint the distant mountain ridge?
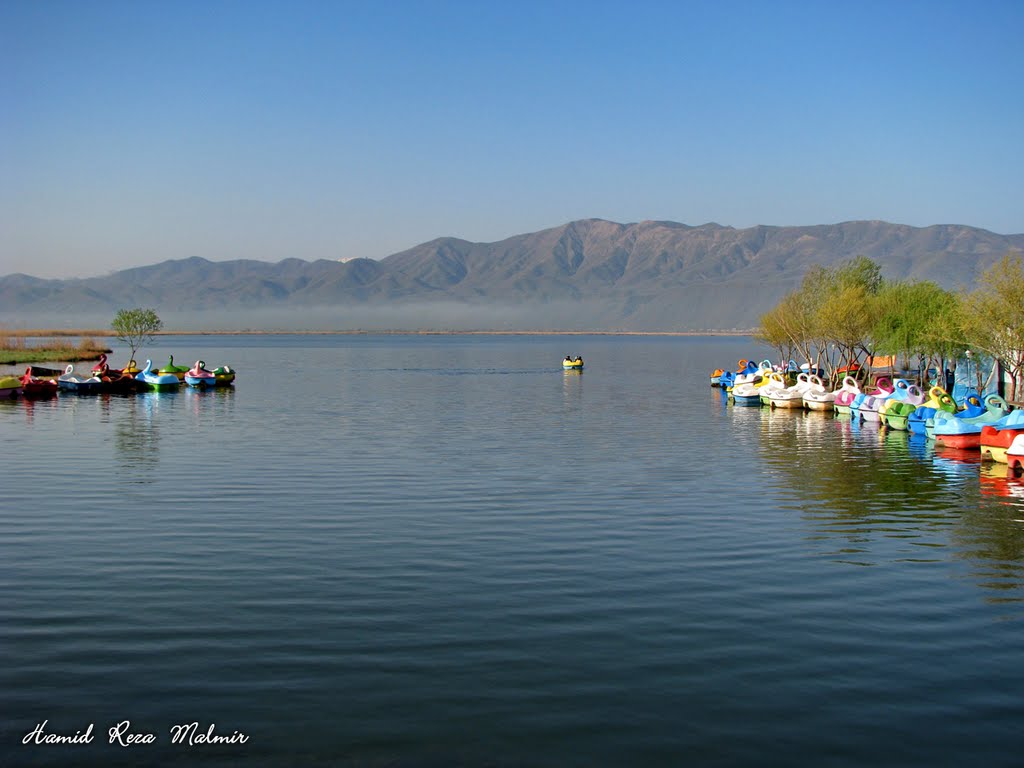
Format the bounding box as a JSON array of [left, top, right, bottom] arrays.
[[3, 219, 1022, 330]]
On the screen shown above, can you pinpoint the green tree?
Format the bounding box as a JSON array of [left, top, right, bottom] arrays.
[[817, 282, 874, 383], [959, 253, 1024, 401], [814, 257, 885, 382], [834, 255, 883, 295], [872, 280, 963, 382], [755, 260, 873, 380], [111, 307, 162, 363], [754, 302, 798, 370], [909, 282, 965, 382], [788, 264, 830, 371]]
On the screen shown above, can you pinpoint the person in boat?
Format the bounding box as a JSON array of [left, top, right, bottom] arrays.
[[575, 356, 583, 363], [565, 355, 573, 362]]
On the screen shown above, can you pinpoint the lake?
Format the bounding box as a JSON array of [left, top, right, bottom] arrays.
[[2, 334, 1023, 767]]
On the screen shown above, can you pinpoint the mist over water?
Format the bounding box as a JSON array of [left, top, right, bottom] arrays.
[[0, 301, 633, 333]]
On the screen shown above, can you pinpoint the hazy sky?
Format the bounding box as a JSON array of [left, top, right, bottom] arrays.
[[2, 0, 1022, 279]]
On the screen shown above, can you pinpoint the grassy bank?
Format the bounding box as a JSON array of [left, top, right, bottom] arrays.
[[0, 331, 111, 365]]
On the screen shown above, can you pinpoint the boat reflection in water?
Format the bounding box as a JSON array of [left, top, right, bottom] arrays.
[[980, 461, 1024, 501]]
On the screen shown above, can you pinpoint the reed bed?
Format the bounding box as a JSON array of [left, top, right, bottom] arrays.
[[0, 329, 111, 365]]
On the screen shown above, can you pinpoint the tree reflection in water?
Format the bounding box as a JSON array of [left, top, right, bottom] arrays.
[[730, 404, 1024, 601], [114, 392, 164, 481]]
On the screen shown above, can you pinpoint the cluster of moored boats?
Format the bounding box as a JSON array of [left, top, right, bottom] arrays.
[[0, 354, 236, 399], [712, 358, 1024, 470]]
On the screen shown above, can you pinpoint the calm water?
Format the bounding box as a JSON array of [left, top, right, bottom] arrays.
[[2, 334, 1023, 767]]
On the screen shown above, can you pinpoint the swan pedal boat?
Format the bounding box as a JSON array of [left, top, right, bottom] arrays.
[[136, 360, 182, 391], [920, 389, 985, 439], [860, 378, 908, 423], [212, 365, 236, 386], [758, 372, 790, 406], [832, 377, 862, 415], [906, 387, 958, 435], [185, 361, 217, 388], [1007, 434, 1024, 472], [849, 377, 893, 422], [734, 360, 773, 388], [0, 375, 23, 398], [91, 353, 121, 378], [931, 395, 1011, 448], [882, 383, 927, 431], [91, 354, 141, 383], [20, 368, 58, 398], [768, 372, 814, 409], [802, 375, 837, 411], [730, 375, 767, 406], [157, 355, 191, 381], [719, 359, 758, 392], [730, 362, 774, 405], [57, 365, 102, 394], [876, 379, 915, 420], [93, 363, 139, 393], [980, 409, 1024, 463]]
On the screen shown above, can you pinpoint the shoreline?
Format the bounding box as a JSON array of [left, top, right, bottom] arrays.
[[4, 328, 757, 338]]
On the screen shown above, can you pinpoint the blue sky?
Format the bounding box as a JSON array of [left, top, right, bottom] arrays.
[[2, 0, 1022, 278]]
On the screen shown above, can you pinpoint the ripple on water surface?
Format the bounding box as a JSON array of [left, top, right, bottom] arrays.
[[3, 335, 1024, 767]]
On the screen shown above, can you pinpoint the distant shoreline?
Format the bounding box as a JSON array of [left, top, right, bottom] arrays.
[[4, 328, 758, 337], [170, 329, 758, 337]]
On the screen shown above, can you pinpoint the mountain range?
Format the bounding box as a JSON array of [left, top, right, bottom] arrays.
[[3, 219, 1023, 331]]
